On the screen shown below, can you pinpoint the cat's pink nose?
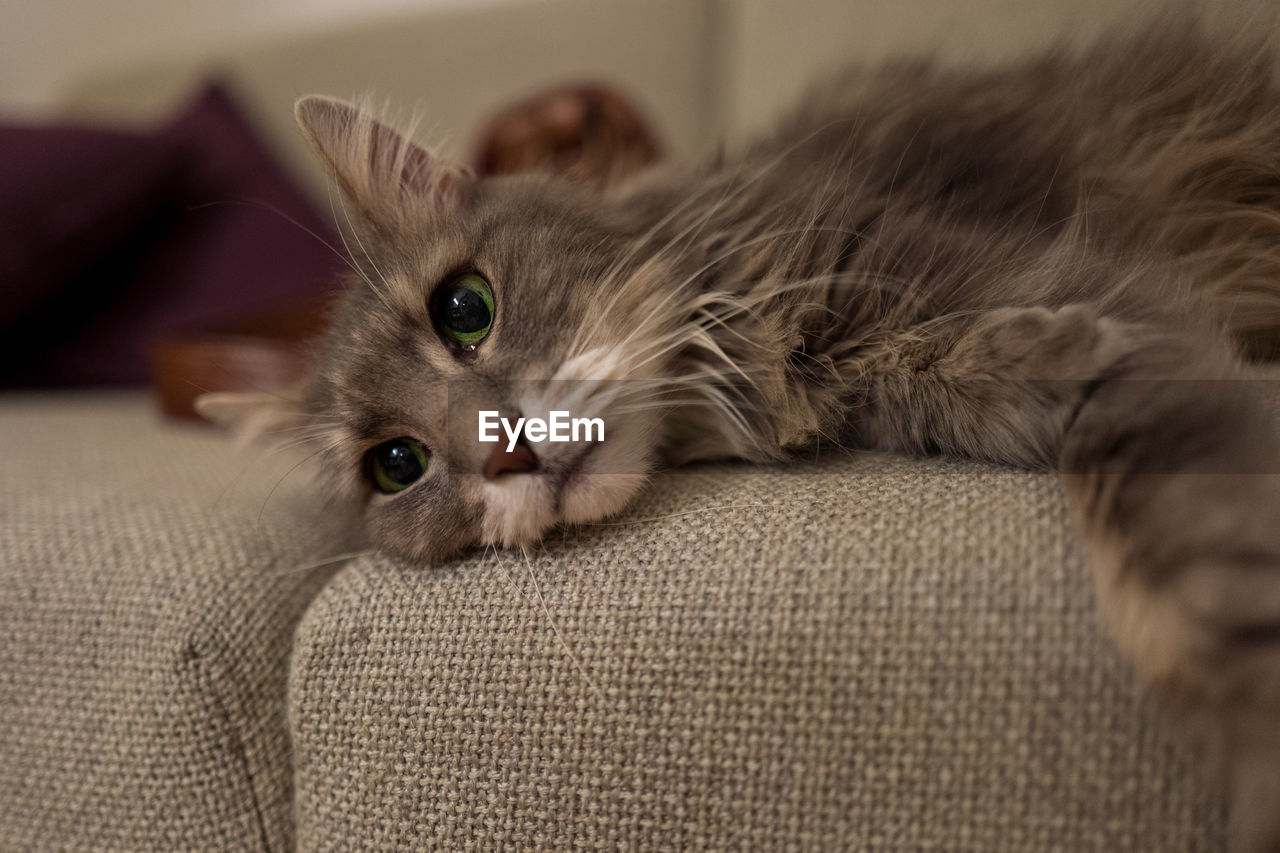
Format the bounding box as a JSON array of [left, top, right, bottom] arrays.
[[483, 439, 538, 480]]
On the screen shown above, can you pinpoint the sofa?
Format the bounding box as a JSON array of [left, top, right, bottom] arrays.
[[7, 0, 1271, 848], [1, 389, 1228, 850]]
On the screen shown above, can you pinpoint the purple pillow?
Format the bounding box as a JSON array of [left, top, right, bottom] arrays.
[[0, 83, 344, 388], [0, 124, 192, 330]]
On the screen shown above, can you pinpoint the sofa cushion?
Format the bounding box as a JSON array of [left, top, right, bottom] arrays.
[[289, 453, 1225, 850], [0, 393, 352, 851]]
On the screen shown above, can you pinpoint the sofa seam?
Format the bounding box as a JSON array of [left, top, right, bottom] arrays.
[[190, 559, 352, 853], [193, 639, 276, 853]]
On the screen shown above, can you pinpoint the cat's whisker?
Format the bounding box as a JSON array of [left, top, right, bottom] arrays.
[[484, 543, 530, 602], [665, 225, 869, 299], [518, 545, 603, 699], [577, 500, 822, 527], [186, 198, 366, 282], [615, 273, 854, 383], [341, 202, 396, 302], [325, 179, 400, 314], [207, 417, 342, 513], [603, 225, 878, 385], [208, 458, 262, 515], [593, 264, 702, 365], [586, 125, 820, 319], [583, 117, 876, 359], [601, 237, 875, 386], [255, 435, 346, 529], [580, 173, 762, 359], [269, 548, 373, 578], [608, 391, 780, 420]]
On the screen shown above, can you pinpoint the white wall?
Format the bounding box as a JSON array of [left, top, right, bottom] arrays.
[[716, 0, 1277, 141], [55, 0, 718, 198], [0, 0, 517, 115], [12, 0, 1275, 172]]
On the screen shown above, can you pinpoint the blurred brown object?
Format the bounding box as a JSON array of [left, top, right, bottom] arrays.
[[474, 84, 661, 185], [162, 83, 660, 421], [152, 294, 334, 420]]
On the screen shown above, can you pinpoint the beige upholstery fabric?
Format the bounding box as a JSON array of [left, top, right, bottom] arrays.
[[290, 454, 1226, 851], [11, 385, 1268, 850], [0, 393, 348, 851]]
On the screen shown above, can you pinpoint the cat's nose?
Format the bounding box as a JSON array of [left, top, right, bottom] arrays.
[[483, 434, 538, 480]]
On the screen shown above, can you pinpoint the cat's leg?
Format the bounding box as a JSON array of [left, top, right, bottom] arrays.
[[1061, 338, 1280, 853], [851, 304, 1124, 468], [851, 304, 1280, 852]]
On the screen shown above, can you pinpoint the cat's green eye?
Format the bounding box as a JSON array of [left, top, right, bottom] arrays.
[[434, 273, 494, 346], [366, 437, 430, 494]]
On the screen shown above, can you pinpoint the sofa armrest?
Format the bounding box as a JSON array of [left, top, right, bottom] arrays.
[[289, 453, 1224, 850], [0, 393, 351, 851]]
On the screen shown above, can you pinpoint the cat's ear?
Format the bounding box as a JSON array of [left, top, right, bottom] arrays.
[[194, 388, 314, 448], [294, 95, 472, 233]]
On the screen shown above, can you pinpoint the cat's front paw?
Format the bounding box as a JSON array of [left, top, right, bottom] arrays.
[[965, 303, 1115, 380]]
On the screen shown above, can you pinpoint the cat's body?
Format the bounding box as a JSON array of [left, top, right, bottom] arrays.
[[201, 24, 1280, 851], [620, 26, 1280, 462]]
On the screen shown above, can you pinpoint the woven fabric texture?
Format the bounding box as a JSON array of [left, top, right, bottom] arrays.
[[290, 453, 1227, 851], [0, 393, 349, 851]]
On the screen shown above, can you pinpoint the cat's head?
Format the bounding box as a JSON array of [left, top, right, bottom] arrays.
[[198, 96, 690, 563]]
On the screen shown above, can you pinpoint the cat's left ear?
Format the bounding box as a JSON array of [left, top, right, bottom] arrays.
[[294, 95, 473, 234], [195, 388, 314, 448]]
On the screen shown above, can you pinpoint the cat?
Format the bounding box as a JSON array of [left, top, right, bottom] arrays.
[[199, 22, 1280, 852]]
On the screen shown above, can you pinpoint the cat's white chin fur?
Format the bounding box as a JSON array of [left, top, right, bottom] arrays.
[[480, 476, 558, 548], [478, 419, 655, 548]]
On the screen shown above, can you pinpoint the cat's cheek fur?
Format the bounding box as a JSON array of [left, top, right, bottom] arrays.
[[361, 468, 488, 564], [557, 417, 657, 525]]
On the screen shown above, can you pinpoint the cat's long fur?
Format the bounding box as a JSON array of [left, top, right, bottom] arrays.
[[201, 22, 1280, 851]]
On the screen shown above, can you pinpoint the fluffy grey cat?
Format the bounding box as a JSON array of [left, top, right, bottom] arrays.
[[201, 24, 1280, 851]]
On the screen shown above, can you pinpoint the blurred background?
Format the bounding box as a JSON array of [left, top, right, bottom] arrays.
[[0, 0, 1267, 407]]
